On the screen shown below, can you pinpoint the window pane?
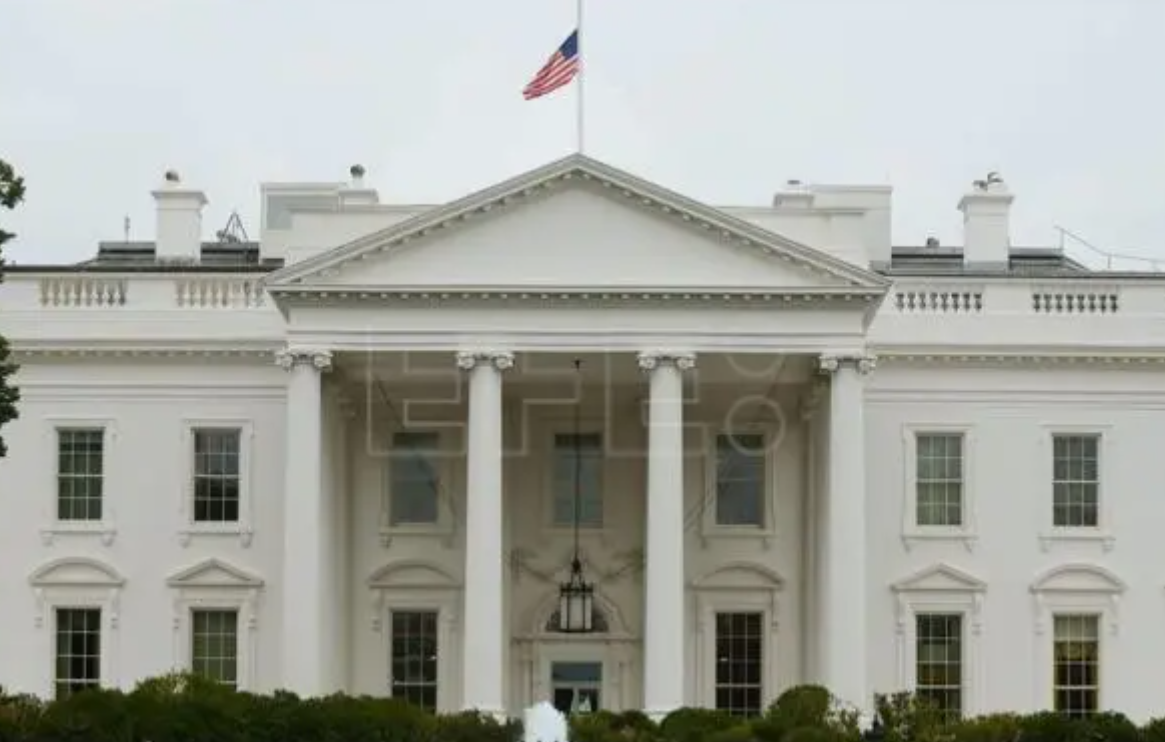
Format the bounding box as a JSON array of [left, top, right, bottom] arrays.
[[915, 434, 963, 527], [553, 433, 603, 527], [390, 610, 439, 712], [191, 610, 239, 688], [1051, 435, 1100, 527], [57, 429, 105, 521], [715, 434, 765, 527], [1053, 614, 1100, 717], [193, 429, 242, 523], [54, 608, 101, 698], [714, 612, 763, 717], [915, 613, 963, 719], [390, 433, 441, 525]]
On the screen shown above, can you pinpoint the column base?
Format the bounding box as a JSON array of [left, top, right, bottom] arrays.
[[461, 706, 508, 722], [643, 708, 677, 724]]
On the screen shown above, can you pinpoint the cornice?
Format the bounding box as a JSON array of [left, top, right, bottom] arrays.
[[265, 155, 888, 291], [266, 286, 885, 307], [877, 351, 1165, 366], [12, 342, 280, 361]]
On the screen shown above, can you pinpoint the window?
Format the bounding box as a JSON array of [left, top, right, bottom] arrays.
[[715, 434, 766, 527], [1053, 614, 1099, 717], [389, 433, 441, 525], [191, 609, 239, 689], [892, 564, 985, 716], [54, 608, 101, 698], [192, 429, 241, 523], [552, 433, 603, 527], [56, 428, 105, 521], [915, 614, 963, 719], [915, 434, 963, 527], [1052, 435, 1100, 528], [714, 612, 763, 716], [390, 610, 439, 711]]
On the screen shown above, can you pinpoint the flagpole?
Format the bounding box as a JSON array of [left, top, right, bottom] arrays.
[[576, 0, 585, 154]]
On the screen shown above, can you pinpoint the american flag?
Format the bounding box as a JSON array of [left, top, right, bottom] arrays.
[[522, 30, 580, 100]]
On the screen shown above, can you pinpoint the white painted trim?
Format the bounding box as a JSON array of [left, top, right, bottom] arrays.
[[1037, 425, 1114, 552], [534, 642, 630, 713], [166, 558, 264, 691], [177, 418, 256, 548], [1030, 564, 1125, 713], [891, 564, 986, 717], [39, 417, 119, 547], [366, 561, 461, 712], [378, 426, 457, 547], [698, 424, 780, 546], [28, 557, 126, 697], [538, 418, 609, 534], [690, 562, 785, 710], [900, 424, 978, 552]]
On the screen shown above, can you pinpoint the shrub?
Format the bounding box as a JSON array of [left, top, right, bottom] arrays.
[[4, 677, 1163, 742]]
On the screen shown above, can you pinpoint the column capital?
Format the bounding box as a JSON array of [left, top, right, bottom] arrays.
[[637, 351, 697, 372], [275, 347, 333, 373], [818, 353, 876, 376], [455, 350, 515, 372]]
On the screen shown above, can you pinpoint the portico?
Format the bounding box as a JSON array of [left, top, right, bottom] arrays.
[[263, 155, 888, 715]]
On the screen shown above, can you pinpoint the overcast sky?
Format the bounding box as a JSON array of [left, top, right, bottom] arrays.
[[2, 0, 1162, 267]]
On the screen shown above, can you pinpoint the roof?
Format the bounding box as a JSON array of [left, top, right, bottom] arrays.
[[265, 153, 889, 292]]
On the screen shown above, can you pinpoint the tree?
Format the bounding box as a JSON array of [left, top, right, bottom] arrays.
[[0, 159, 25, 458]]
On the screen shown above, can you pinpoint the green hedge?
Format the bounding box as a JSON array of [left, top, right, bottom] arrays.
[[1, 675, 1163, 742]]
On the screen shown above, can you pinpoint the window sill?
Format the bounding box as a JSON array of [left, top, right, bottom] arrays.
[[1038, 529, 1114, 553], [178, 524, 254, 548], [901, 528, 978, 553], [379, 523, 454, 548], [698, 525, 776, 549], [40, 522, 118, 547]]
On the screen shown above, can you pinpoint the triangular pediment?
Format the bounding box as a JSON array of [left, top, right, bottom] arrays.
[[166, 558, 263, 589], [892, 563, 985, 593], [267, 155, 888, 294]]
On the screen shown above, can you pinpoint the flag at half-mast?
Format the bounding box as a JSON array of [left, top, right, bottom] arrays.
[[522, 30, 580, 100]]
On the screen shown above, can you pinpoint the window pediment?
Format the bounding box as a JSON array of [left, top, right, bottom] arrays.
[[691, 562, 784, 591], [1030, 563, 1125, 594], [892, 563, 985, 593], [367, 560, 459, 589], [29, 557, 124, 588], [166, 558, 263, 589]]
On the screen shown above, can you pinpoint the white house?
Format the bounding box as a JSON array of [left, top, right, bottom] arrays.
[[0, 155, 1159, 721]]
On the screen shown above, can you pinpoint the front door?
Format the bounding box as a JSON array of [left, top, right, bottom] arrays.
[[550, 661, 602, 715]]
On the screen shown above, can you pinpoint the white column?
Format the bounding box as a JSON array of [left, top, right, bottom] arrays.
[[637, 351, 695, 719], [817, 353, 874, 713], [456, 350, 514, 716], [276, 346, 332, 696]]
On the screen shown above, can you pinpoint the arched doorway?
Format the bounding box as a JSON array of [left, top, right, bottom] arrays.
[[513, 590, 638, 713]]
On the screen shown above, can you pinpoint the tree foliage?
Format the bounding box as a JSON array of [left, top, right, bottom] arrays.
[[0, 158, 25, 458]]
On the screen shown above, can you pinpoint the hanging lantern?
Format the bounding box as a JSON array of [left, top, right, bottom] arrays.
[[557, 358, 596, 634], [558, 557, 594, 633]]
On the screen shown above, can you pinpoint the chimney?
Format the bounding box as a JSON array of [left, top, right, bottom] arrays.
[[151, 170, 207, 263], [339, 163, 379, 207], [772, 179, 814, 210], [959, 171, 1013, 270]]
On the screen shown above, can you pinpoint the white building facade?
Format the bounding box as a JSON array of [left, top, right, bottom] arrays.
[[0, 156, 1159, 720]]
